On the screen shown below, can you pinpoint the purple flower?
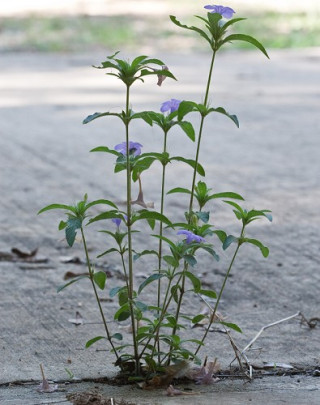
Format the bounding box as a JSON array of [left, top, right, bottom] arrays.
[[177, 230, 205, 244], [114, 141, 143, 156], [204, 5, 235, 19], [160, 99, 181, 114], [112, 215, 127, 228]]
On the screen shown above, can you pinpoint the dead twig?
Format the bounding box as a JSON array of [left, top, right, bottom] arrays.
[[241, 311, 301, 356]]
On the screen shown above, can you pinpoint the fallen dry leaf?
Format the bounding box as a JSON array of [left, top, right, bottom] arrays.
[[68, 311, 84, 326], [60, 256, 83, 264], [37, 364, 58, 393], [12, 247, 38, 258], [189, 358, 220, 385], [64, 271, 89, 280], [37, 378, 58, 393], [166, 385, 196, 397]]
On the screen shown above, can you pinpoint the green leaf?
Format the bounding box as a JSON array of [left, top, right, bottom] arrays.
[[177, 121, 195, 141], [131, 111, 153, 126], [183, 255, 197, 267], [223, 235, 238, 250], [167, 187, 191, 195], [207, 107, 239, 127], [97, 247, 120, 258], [196, 211, 210, 223], [111, 333, 123, 341], [88, 211, 122, 225], [170, 156, 205, 176], [57, 275, 89, 293], [201, 246, 220, 262], [208, 192, 244, 201], [65, 217, 82, 247], [185, 271, 201, 292], [213, 230, 227, 243], [133, 210, 172, 227], [218, 321, 242, 333], [243, 238, 269, 258], [132, 157, 156, 181], [171, 285, 180, 303], [177, 100, 198, 120], [223, 200, 245, 214], [163, 255, 180, 268], [83, 112, 121, 124], [220, 34, 269, 58], [85, 336, 106, 348], [169, 16, 212, 46], [86, 199, 118, 210], [110, 286, 124, 298], [93, 271, 107, 290], [135, 300, 148, 312], [133, 249, 159, 261], [90, 146, 120, 156], [192, 314, 207, 324], [138, 273, 164, 295], [114, 304, 131, 322], [38, 203, 75, 215], [58, 220, 67, 230], [199, 288, 217, 299], [151, 234, 177, 250], [139, 68, 177, 81]]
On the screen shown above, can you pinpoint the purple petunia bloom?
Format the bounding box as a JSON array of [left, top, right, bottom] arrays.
[[177, 230, 205, 244], [204, 5, 235, 19], [160, 99, 181, 114], [114, 141, 143, 156]]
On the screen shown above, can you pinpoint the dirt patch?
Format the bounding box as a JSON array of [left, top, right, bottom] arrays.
[[67, 389, 136, 405]]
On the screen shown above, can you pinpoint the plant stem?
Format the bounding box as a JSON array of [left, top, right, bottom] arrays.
[[124, 84, 140, 375], [168, 50, 217, 364], [157, 131, 168, 309], [193, 225, 245, 356], [138, 270, 182, 361], [120, 251, 130, 292], [188, 49, 216, 213], [167, 51, 218, 364], [80, 228, 121, 363], [155, 131, 168, 362]]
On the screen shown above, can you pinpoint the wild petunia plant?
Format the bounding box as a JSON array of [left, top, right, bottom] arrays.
[[39, 4, 272, 379]]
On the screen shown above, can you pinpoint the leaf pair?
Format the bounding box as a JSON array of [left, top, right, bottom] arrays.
[[170, 13, 269, 58], [93, 52, 176, 86]]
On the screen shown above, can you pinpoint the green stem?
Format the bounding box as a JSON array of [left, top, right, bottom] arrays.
[[124, 84, 140, 375], [155, 131, 168, 362], [166, 264, 187, 365], [168, 50, 217, 364], [157, 131, 168, 309], [138, 270, 182, 362], [80, 228, 121, 364], [194, 225, 245, 356], [120, 250, 129, 292], [188, 49, 216, 213]]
